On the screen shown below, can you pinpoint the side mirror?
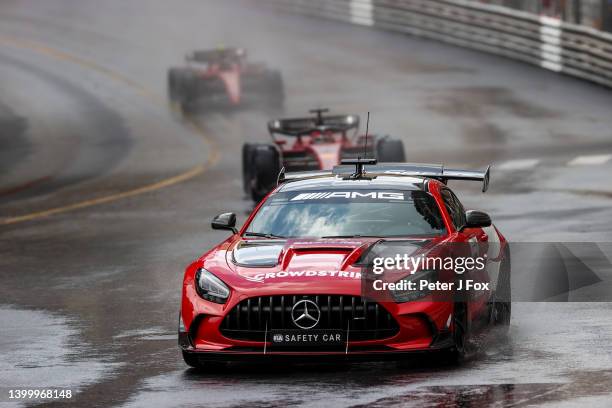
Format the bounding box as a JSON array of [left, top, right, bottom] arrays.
[[464, 210, 492, 229], [212, 212, 237, 234]]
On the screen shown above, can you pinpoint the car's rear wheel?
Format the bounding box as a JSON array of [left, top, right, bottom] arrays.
[[447, 301, 470, 364], [376, 136, 406, 162], [242, 143, 255, 194], [167, 68, 182, 102], [491, 248, 512, 333], [245, 144, 280, 202], [174, 71, 198, 114], [179, 92, 196, 114], [167, 68, 177, 102]]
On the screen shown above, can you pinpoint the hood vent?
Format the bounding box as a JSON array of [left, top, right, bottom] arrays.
[[232, 240, 284, 267]]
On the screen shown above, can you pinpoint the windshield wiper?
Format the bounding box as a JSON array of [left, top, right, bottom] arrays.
[[243, 232, 286, 239], [321, 234, 385, 238]]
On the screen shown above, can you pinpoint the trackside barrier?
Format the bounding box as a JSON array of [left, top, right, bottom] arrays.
[[266, 0, 612, 88]]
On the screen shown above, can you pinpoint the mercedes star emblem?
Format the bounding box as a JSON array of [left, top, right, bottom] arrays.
[[291, 299, 320, 329]]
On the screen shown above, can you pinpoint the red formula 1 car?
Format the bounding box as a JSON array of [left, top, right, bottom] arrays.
[[167, 47, 284, 112], [179, 159, 510, 368], [242, 109, 406, 202]]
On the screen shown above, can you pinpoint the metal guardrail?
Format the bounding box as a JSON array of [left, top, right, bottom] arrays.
[[267, 0, 612, 88]]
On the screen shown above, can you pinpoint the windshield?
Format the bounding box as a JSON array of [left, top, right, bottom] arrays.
[[244, 189, 446, 238]]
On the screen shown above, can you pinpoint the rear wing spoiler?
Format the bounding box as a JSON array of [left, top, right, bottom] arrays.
[[268, 114, 359, 136], [279, 162, 491, 192], [186, 48, 245, 63]]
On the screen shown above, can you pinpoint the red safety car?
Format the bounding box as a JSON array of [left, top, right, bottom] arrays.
[[242, 109, 406, 201], [167, 47, 284, 112], [179, 159, 510, 368]]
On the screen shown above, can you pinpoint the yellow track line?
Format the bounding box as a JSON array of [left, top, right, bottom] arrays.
[[0, 36, 219, 226], [2, 165, 206, 225]]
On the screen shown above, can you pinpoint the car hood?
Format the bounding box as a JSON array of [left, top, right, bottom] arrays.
[[218, 237, 433, 288]]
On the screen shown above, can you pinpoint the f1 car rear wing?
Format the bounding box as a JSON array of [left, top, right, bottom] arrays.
[[278, 160, 491, 193], [268, 109, 359, 137], [186, 48, 245, 63]]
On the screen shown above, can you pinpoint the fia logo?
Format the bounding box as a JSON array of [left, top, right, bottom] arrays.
[[273, 334, 283, 342]]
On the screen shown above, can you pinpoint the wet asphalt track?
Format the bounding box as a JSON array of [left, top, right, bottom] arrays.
[[1, 1, 612, 407]]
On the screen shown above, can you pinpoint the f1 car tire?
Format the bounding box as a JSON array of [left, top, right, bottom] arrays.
[[174, 70, 198, 113], [247, 144, 281, 202], [376, 137, 406, 162], [242, 143, 255, 194], [167, 68, 182, 102]]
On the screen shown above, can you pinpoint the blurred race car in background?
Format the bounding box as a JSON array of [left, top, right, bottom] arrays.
[[167, 47, 284, 112], [242, 108, 407, 202]]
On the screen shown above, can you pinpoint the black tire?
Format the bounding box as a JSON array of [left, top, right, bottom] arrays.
[[242, 143, 255, 194], [179, 91, 195, 114], [376, 137, 406, 162], [447, 301, 470, 364], [249, 144, 280, 202], [491, 248, 512, 333], [180, 97, 196, 114], [175, 70, 197, 113], [167, 68, 182, 102]]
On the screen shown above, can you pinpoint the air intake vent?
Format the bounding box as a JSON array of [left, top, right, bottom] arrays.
[[220, 295, 399, 342]]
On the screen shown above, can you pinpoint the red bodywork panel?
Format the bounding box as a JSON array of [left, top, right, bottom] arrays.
[[216, 65, 241, 104], [191, 61, 266, 105], [275, 131, 367, 172]]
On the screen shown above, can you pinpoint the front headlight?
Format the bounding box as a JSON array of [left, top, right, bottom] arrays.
[[390, 270, 438, 303], [195, 268, 230, 303]]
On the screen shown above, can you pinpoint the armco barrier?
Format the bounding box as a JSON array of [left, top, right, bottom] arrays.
[[267, 0, 612, 88]]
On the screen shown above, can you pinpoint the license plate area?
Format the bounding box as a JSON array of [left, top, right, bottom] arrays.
[[270, 330, 345, 347]]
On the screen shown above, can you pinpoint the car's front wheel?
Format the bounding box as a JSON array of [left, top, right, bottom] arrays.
[[167, 70, 175, 101]]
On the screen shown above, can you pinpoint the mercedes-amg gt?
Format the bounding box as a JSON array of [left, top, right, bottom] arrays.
[[179, 159, 510, 368]]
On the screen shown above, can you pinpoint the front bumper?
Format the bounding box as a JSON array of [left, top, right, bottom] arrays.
[[181, 278, 457, 359], [180, 336, 454, 363], [179, 306, 455, 363]]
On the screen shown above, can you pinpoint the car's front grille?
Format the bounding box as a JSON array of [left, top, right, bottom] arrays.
[[220, 295, 399, 342]]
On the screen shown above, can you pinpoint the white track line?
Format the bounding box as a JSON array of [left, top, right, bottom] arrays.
[[568, 154, 612, 166], [497, 159, 540, 171]]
